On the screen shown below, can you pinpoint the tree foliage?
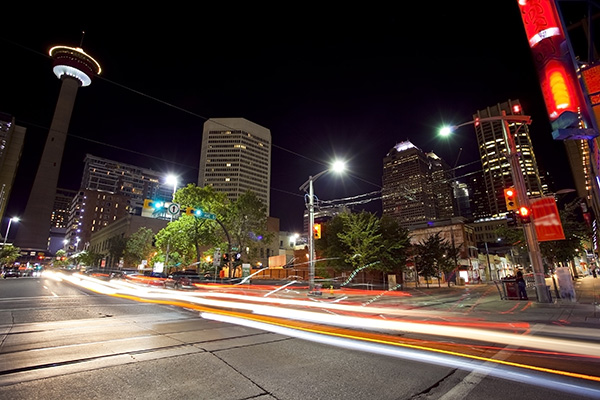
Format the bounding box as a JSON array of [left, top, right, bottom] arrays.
[[413, 232, 453, 288], [155, 184, 229, 267], [378, 215, 411, 275], [0, 245, 21, 267], [124, 227, 155, 267], [108, 236, 127, 268], [77, 250, 103, 267], [225, 190, 273, 264], [337, 211, 383, 270]]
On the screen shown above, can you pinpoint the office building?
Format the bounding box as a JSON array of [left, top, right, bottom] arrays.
[[382, 141, 455, 228], [198, 118, 271, 215], [64, 154, 177, 252], [48, 188, 77, 254], [0, 113, 26, 233], [473, 99, 546, 218]]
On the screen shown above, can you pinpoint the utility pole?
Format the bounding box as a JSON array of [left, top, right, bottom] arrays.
[[499, 111, 550, 303]]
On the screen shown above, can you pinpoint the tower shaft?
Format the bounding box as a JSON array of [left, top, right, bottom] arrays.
[[15, 77, 80, 251]]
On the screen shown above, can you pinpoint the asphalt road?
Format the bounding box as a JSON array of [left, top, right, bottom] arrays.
[[0, 274, 598, 399]]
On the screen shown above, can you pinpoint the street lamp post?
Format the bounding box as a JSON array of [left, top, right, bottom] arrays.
[[164, 175, 178, 275], [2, 217, 19, 247], [442, 112, 551, 303], [166, 175, 178, 203], [299, 161, 345, 291]]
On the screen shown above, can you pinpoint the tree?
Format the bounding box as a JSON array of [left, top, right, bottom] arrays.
[[156, 184, 229, 269], [413, 232, 449, 288], [53, 249, 69, 268], [124, 227, 155, 267], [378, 215, 411, 280], [315, 211, 352, 273], [225, 190, 273, 266], [438, 241, 460, 287], [0, 245, 20, 268], [108, 236, 127, 268], [77, 251, 103, 268], [336, 211, 382, 271]]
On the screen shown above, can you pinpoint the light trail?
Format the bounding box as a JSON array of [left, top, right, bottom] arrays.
[[202, 312, 600, 399], [45, 269, 600, 392]]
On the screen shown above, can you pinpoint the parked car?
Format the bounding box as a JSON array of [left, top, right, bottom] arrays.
[[164, 271, 205, 289], [3, 268, 20, 278]]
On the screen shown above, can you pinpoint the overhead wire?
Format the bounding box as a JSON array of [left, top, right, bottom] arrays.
[[3, 36, 475, 205]]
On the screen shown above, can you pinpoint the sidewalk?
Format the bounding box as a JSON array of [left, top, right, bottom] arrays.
[[331, 275, 600, 328]]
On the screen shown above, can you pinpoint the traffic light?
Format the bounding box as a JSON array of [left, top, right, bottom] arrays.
[[313, 223, 322, 239], [517, 206, 532, 224], [504, 187, 518, 211], [143, 199, 166, 210], [184, 207, 204, 217]]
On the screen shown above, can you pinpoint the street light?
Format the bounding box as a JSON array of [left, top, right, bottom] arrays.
[[165, 174, 178, 202], [299, 160, 346, 291], [163, 175, 178, 275], [441, 112, 551, 303], [2, 217, 19, 247]]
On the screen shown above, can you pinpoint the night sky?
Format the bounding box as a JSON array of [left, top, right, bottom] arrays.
[[0, 4, 578, 234]]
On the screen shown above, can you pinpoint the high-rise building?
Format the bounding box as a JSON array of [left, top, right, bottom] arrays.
[[48, 188, 76, 254], [382, 141, 455, 228], [0, 113, 25, 232], [198, 118, 271, 215], [14, 45, 101, 253], [473, 99, 546, 218], [64, 154, 177, 251], [80, 154, 173, 203]]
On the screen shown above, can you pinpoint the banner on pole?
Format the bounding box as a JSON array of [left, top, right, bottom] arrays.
[[531, 196, 565, 241]]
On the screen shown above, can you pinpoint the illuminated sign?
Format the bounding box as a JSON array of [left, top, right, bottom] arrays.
[[517, 0, 590, 130]]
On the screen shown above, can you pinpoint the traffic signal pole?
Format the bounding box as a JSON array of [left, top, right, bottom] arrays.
[[499, 111, 551, 303]]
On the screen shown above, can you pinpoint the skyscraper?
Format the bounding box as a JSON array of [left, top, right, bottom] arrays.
[[14, 45, 101, 252], [0, 113, 25, 230], [382, 141, 454, 228], [473, 99, 545, 218], [198, 118, 271, 214]]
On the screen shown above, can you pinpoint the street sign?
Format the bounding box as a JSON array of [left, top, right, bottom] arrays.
[[199, 212, 216, 220], [168, 203, 180, 215]]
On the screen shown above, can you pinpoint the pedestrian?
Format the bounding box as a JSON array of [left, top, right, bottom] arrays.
[[593, 268, 597, 278], [516, 270, 528, 300]]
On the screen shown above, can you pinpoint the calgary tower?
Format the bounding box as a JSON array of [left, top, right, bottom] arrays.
[[14, 44, 101, 253]]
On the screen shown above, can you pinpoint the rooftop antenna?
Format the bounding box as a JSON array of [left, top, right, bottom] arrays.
[[79, 31, 85, 47]]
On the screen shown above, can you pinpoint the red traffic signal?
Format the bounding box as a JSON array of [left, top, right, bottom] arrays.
[[517, 206, 532, 224], [504, 187, 518, 211]]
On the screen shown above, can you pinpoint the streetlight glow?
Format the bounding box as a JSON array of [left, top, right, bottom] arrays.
[[331, 160, 346, 173], [165, 174, 178, 201], [439, 126, 454, 137], [2, 217, 19, 247]]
